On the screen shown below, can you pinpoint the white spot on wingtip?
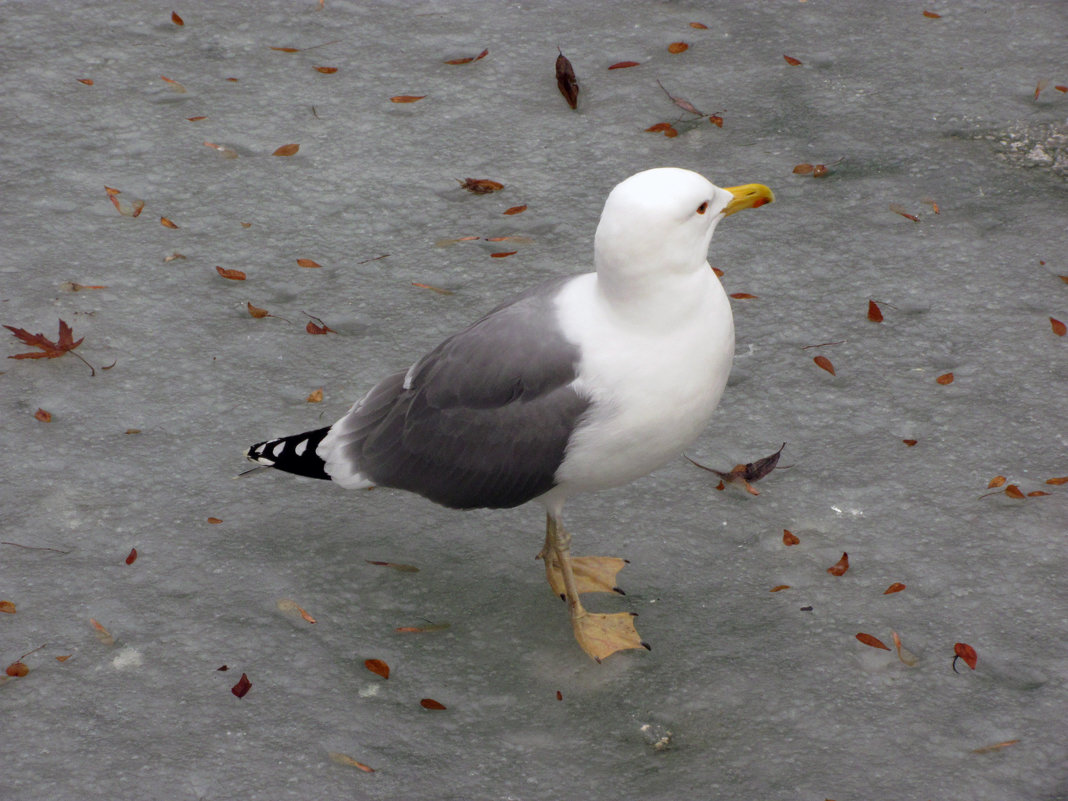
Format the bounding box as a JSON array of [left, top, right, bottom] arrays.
[[294, 438, 308, 457], [272, 441, 285, 458]]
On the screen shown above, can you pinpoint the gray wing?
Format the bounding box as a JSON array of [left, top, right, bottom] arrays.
[[326, 275, 591, 509]]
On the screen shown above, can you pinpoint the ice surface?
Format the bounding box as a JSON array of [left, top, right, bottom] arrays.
[[2, 2, 1066, 800]]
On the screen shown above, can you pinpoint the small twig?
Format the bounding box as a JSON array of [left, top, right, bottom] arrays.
[[1, 541, 71, 554], [357, 254, 390, 264], [801, 340, 846, 350]]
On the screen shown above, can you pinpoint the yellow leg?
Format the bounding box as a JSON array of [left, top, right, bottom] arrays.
[[541, 514, 649, 662]]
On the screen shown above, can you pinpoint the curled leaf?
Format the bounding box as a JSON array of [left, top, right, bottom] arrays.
[[608, 61, 640, 70], [247, 302, 270, 319], [827, 552, 849, 576], [296, 258, 321, 268], [783, 54, 802, 66], [1050, 317, 1066, 336], [856, 633, 890, 650], [883, 582, 906, 594], [215, 266, 246, 281], [490, 251, 517, 258], [891, 631, 919, 666], [555, 49, 579, 109], [171, 11, 184, 25], [503, 205, 527, 215], [364, 659, 389, 679], [769, 585, 791, 592], [231, 672, 252, 698], [0, 601, 15, 614], [936, 372, 954, 385], [273, 144, 299, 156], [782, 530, 800, 546], [420, 698, 446, 710], [125, 547, 138, 565], [390, 95, 425, 103], [314, 66, 338, 74], [306, 388, 323, 403], [459, 178, 504, 194], [667, 42, 689, 54], [793, 163, 814, 175], [160, 216, 178, 229], [953, 642, 978, 670], [902, 439, 918, 447], [329, 752, 375, 772], [867, 300, 884, 323], [813, 355, 836, 375], [34, 408, 52, 423]]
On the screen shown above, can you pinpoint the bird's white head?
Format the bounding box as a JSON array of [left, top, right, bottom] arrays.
[[593, 167, 773, 290]]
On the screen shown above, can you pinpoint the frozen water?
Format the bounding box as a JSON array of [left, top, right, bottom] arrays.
[[2, 2, 1066, 800]]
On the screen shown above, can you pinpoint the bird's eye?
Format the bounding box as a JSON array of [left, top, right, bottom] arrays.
[[696, 201, 709, 215]]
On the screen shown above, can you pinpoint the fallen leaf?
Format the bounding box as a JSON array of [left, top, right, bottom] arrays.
[[313, 66, 338, 74], [686, 443, 786, 495], [827, 552, 849, 576], [187, 115, 207, 121], [1034, 78, 1049, 101], [902, 439, 918, 447], [5, 319, 85, 362], [247, 302, 270, 319], [793, 163, 814, 175], [1004, 484, 1025, 499], [329, 752, 375, 772], [922, 10, 942, 19], [215, 266, 246, 281], [303, 388, 323, 404], [171, 10, 184, 25], [667, 42, 689, 54], [273, 144, 299, 156], [164, 252, 186, 261], [364, 659, 389, 679], [297, 258, 322, 269], [712, 267, 724, 277], [56, 654, 72, 662], [556, 690, 563, 700], [459, 178, 504, 194], [306, 319, 336, 335], [105, 186, 145, 217], [890, 203, 920, 222], [34, 408, 52, 422], [953, 642, 978, 670], [729, 292, 758, 299], [813, 355, 836, 375], [365, 560, 420, 572], [271, 46, 301, 53], [769, 585, 791, 592], [125, 547, 137, 565], [812, 164, 829, 177], [420, 698, 446, 710], [656, 79, 704, 116], [207, 517, 222, 524], [708, 114, 724, 127], [160, 216, 178, 229], [1046, 476, 1068, 485], [390, 94, 426, 104], [972, 740, 1020, 754], [891, 630, 919, 666], [90, 618, 115, 645], [783, 529, 800, 546], [6, 661, 28, 677], [1026, 490, 1050, 497], [556, 49, 579, 109], [883, 582, 906, 594], [0, 601, 15, 614], [231, 672, 252, 698], [867, 300, 884, 323], [160, 75, 187, 93], [444, 48, 488, 65], [491, 251, 517, 258], [783, 54, 802, 66], [689, 22, 708, 29], [608, 61, 640, 70], [78, 78, 94, 86], [936, 372, 954, 385], [988, 475, 1007, 488], [411, 282, 454, 295], [125, 429, 141, 435], [645, 122, 679, 138], [203, 141, 238, 158], [503, 205, 527, 215], [856, 633, 890, 650], [1050, 317, 1066, 336]]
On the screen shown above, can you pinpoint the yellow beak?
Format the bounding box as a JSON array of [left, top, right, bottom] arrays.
[[722, 183, 775, 216]]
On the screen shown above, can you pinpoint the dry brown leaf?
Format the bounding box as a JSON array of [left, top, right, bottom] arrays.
[[1004, 484, 1025, 499], [883, 582, 906, 594], [420, 698, 447, 710], [503, 205, 527, 215], [6, 661, 28, 677], [902, 439, 918, 447], [160, 75, 186, 93], [329, 752, 375, 772], [608, 61, 640, 70], [936, 372, 954, 385], [306, 388, 323, 403], [90, 618, 115, 646], [689, 22, 708, 29], [667, 42, 689, 54], [55, 654, 72, 662], [78, 78, 94, 86], [827, 552, 849, 576], [793, 163, 814, 175], [171, 10, 184, 25], [364, 658, 389, 679], [708, 114, 724, 128], [867, 300, 884, 323], [160, 216, 178, 229], [231, 672, 252, 698], [812, 164, 829, 177], [0, 601, 15, 614], [203, 141, 238, 158], [491, 251, 517, 258], [125, 547, 138, 565], [444, 49, 488, 65], [34, 408, 52, 423], [856, 633, 890, 650], [953, 642, 978, 670], [783, 54, 802, 66], [164, 252, 186, 262], [1026, 490, 1050, 497], [890, 203, 920, 222], [922, 10, 942, 19], [891, 630, 919, 666], [813, 355, 836, 375], [782, 530, 800, 546], [297, 258, 321, 269], [459, 178, 504, 194], [1050, 317, 1066, 336], [988, 475, 1008, 488], [390, 95, 426, 103], [972, 740, 1020, 754], [215, 266, 246, 281], [769, 585, 791, 592], [207, 517, 223, 524], [1045, 476, 1068, 485], [556, 49, 579, 109], [273, 144, 299, 156], [646, 122, 679, 138], [411, 282, 454, 295], [313, 66, 338, 74], [247, 302, 269, 319]]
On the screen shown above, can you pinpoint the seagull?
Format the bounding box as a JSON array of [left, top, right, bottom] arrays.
[[247, 167, 773, 661]]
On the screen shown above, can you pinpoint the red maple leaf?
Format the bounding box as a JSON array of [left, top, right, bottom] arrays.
[[5, 319, 94, 374]]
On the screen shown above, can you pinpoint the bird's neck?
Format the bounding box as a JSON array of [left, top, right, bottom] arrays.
[[595, 261, 718, 328]]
